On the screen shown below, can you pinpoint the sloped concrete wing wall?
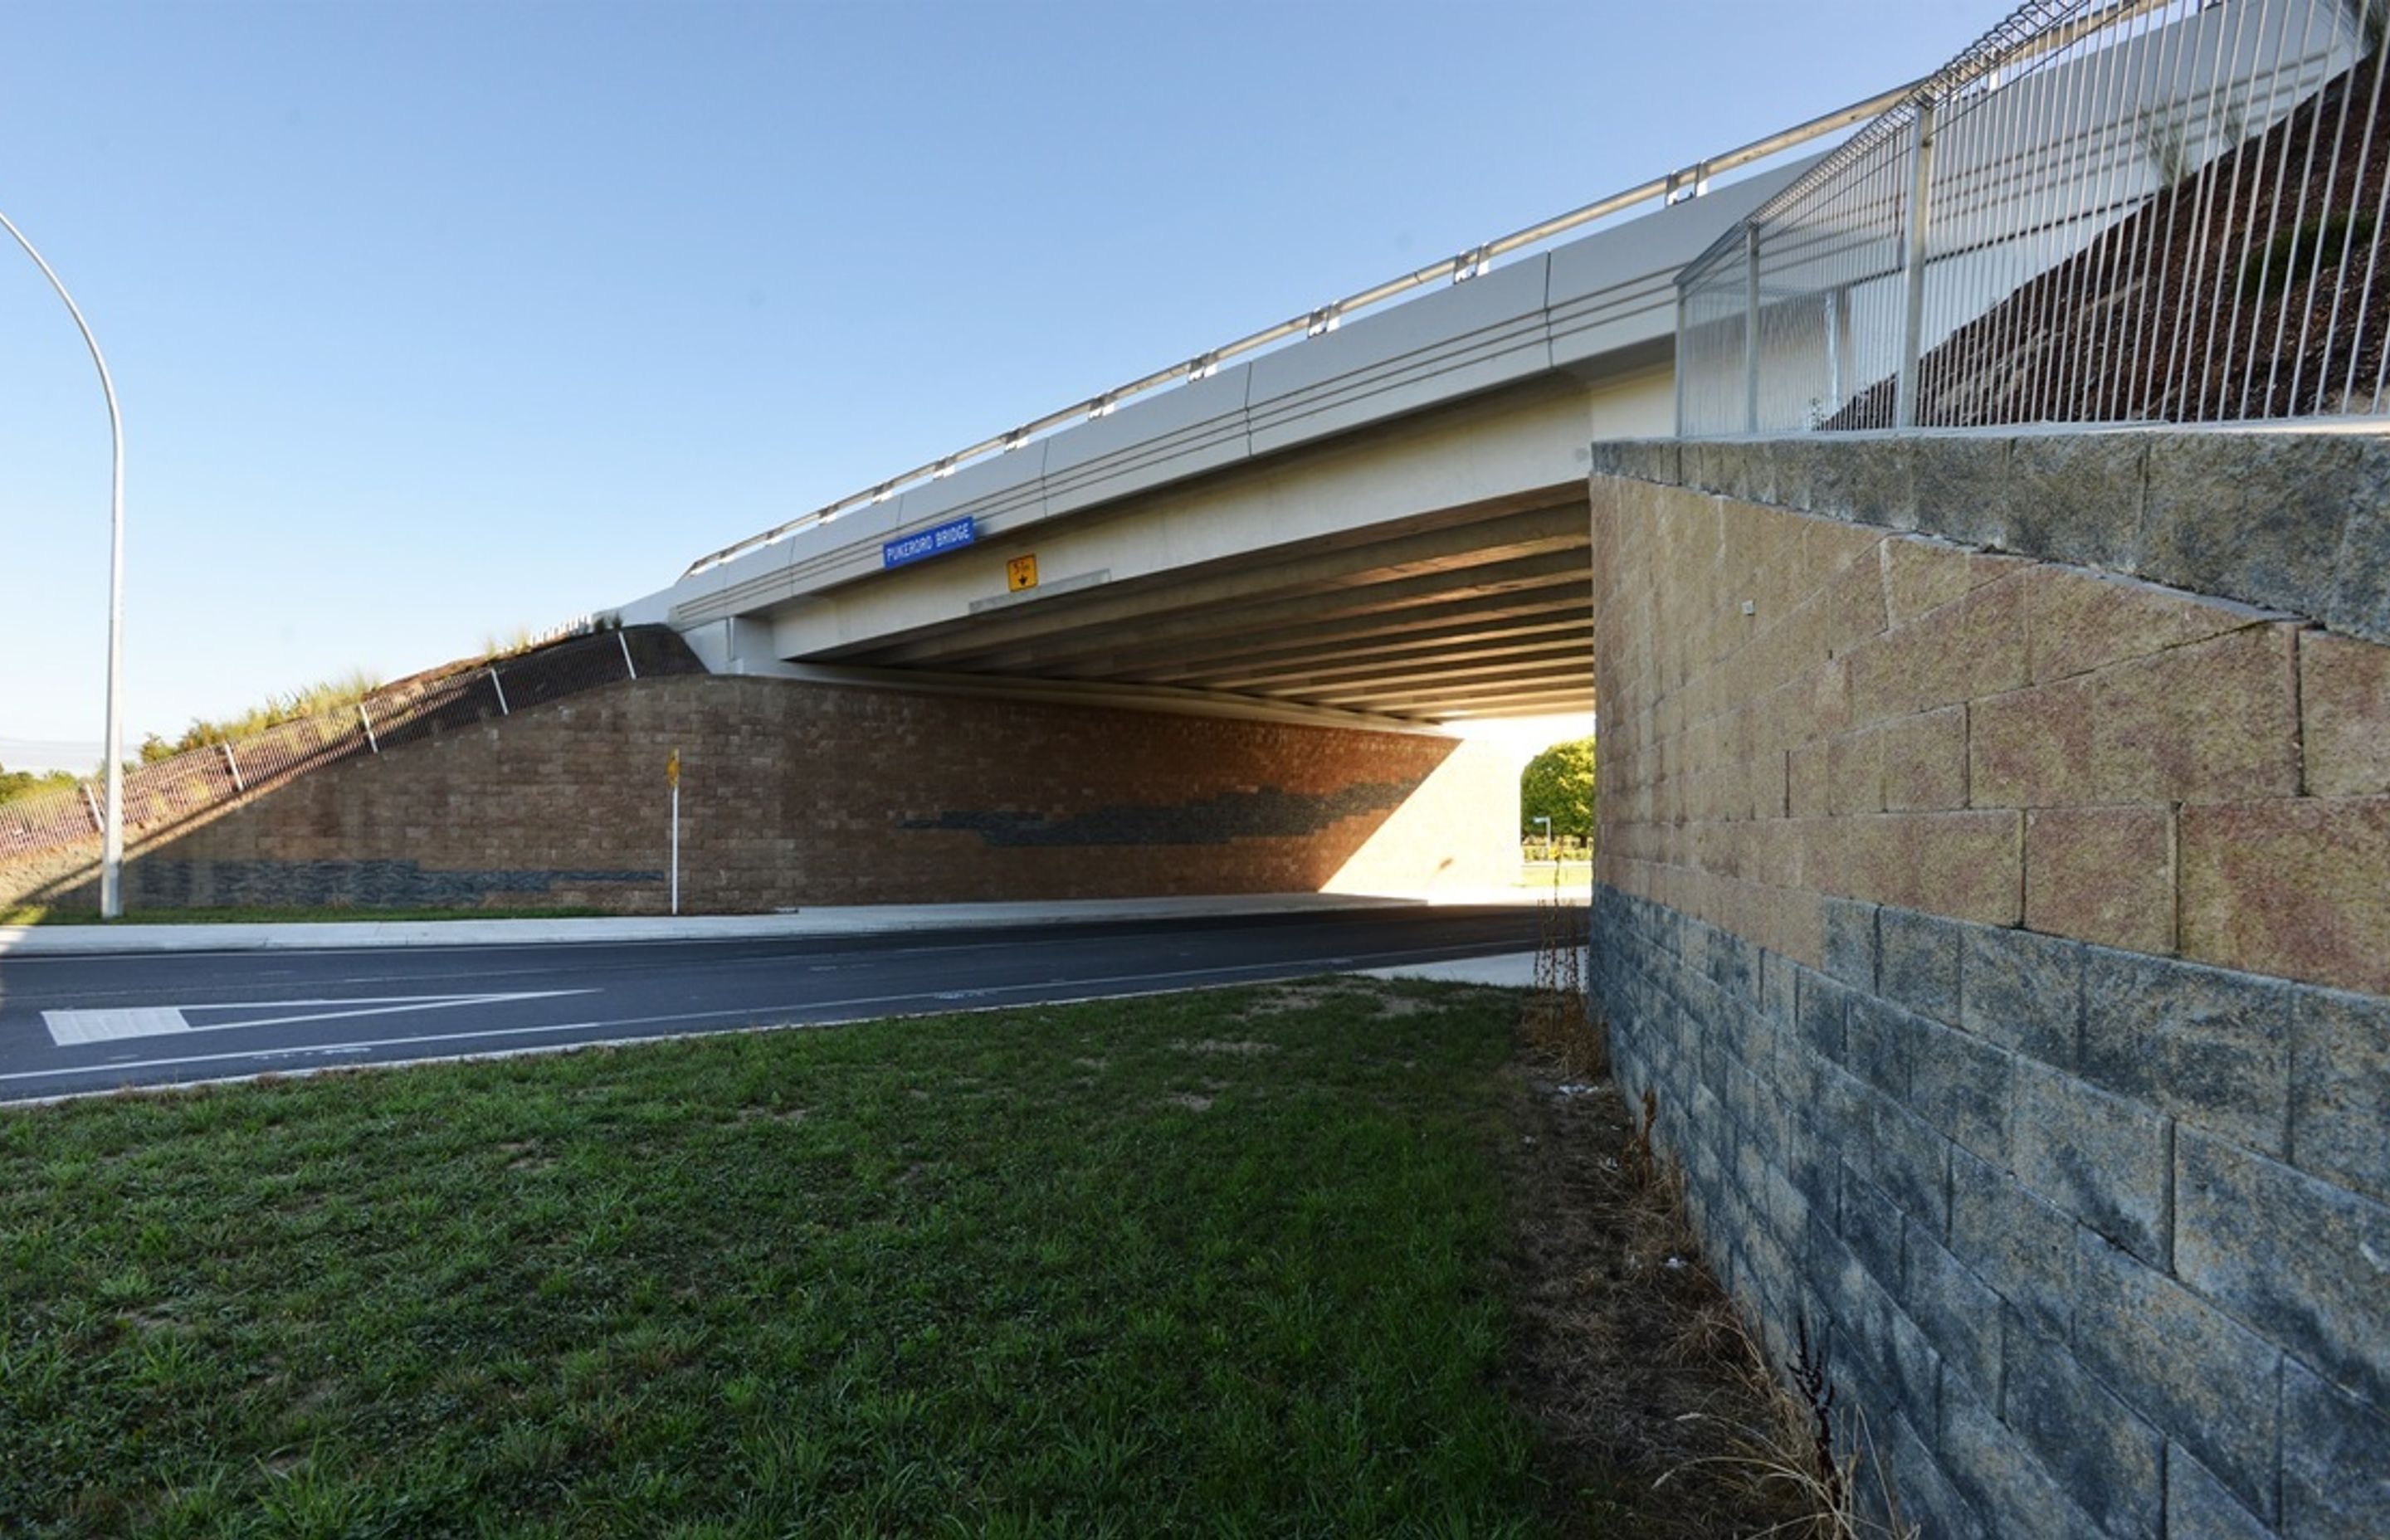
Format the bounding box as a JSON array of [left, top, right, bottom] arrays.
[[1588, 431, 2389, 1538], [3, 680, 1519, 913]]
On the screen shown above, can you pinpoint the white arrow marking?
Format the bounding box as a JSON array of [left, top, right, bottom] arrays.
[[42, 991, 594, 1047]]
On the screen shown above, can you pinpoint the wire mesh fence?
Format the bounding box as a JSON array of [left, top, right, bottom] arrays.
[[0, 626, 703, 873], [1678, 0, 2390, 434]]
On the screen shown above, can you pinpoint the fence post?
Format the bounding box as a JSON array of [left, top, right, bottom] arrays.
[[358, 701, 380, 754], [618, 628, 638, 681], [1895, 95, 1939, 430], [1674, 290, 1691, 435], [80, 782, 103, 833], [1826, 286, 1846, 420], [221, 740, 245, 793], [489, 667, 510, 716], [1743, 222, 1762, 433]]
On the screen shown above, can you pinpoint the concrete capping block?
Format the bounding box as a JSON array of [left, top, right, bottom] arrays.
[[1682, 439, 1773, 505], [2001, 431, 2147, 572], [1807, 433, 1914, 531], [1245, 255, 1551, 407], [1908, 434, 2016, 550], [2329, 447, 2390, 644], [1584, 436, 1683, 485], [2142, 430, 2367, 621], [1763, 437, 1821, 513], [888, 435, 1051, 528], [1706, 427, 2390, 636]]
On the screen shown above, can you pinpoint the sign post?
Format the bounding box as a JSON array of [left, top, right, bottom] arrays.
[[666, 749, 681, 917]]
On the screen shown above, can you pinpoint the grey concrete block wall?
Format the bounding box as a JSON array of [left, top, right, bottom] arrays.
[[1592, 884, 2390, 1539]]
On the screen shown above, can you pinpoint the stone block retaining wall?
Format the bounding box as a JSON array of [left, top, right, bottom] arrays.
[[1589, 430, 2389, 1538]]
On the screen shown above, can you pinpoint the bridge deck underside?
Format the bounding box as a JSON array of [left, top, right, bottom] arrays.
[[807, 493, 1594, 723]]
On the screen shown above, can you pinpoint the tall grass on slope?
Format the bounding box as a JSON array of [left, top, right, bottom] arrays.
[[139, 670, 383, 764]]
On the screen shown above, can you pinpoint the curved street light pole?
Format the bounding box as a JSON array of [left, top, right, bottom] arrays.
[[0, 208, 126, 918]]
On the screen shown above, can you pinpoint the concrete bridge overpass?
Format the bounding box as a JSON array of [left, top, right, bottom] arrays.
[[17, 11, 2390, 1534], [617, 154, 1829, 725]]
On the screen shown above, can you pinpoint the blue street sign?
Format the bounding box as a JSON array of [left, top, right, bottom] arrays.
[[882, 515, 976, 569]]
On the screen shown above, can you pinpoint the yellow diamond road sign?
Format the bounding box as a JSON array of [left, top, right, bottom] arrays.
[[666, 749, 680, 787]]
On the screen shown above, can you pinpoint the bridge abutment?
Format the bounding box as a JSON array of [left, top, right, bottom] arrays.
[[7, 677, 1523, 914]]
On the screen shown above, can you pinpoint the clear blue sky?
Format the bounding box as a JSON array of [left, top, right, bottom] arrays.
[[0, 0, 1991, 772]]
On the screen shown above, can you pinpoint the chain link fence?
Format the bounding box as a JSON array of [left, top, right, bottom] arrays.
[[0, 626, 703, 872], [1679, 0, 2390, 434]]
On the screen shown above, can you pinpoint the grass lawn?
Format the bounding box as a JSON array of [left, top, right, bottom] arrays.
[[1, 975, 1807, 1538], [1, 980, 1549, 1538]]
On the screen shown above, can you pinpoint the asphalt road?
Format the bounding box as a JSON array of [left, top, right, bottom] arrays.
[[0, 906, 1547, 1104]]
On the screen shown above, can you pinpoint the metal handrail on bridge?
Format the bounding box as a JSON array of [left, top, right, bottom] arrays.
[[679, 80, 1927, 579]]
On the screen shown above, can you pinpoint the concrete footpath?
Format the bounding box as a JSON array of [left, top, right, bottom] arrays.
[[0, 888, 1578, 962]]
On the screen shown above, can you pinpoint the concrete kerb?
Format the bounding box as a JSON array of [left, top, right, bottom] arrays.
[[0, 889, 1566, 959]]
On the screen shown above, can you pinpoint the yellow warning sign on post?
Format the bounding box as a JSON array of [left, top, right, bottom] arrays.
[[666, 749, 680, 787], [1007, 554, 1039, 592]]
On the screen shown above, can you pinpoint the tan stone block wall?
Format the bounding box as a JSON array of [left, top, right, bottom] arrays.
[[1593, 473, 2390, 996], [3, 678, 1513, 914]]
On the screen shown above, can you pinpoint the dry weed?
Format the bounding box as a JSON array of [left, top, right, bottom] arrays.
[[1505, 991, 1919, 1539], [1523, 893, 1606, 1077]]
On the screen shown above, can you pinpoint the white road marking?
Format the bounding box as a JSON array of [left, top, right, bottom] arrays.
[[4, 942, 1525, 1091], [41, 1006, 193, 1045], [41, 991, 593, 1047]]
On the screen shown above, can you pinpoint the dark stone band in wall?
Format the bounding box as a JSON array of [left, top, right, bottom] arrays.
[[131, 859, 661, 909], [1589, 881, 2390, 1540], [898, 780, 1422, 847], [1588, 428, 2390, 646]]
